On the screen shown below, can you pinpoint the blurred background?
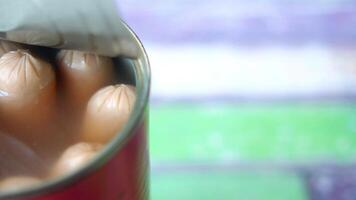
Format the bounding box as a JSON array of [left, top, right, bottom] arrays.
[[119, 0, 356, 199]]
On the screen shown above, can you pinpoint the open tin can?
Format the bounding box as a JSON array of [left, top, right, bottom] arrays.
[[0, 0, 151, 199]]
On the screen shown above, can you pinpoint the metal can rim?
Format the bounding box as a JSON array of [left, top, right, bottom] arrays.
[[0, 22, 151, 199]]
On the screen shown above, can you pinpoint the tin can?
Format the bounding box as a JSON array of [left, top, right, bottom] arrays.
[[0, 23, 151, 200]]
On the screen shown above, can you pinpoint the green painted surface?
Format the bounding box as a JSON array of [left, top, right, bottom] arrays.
[[149, 103, 356, 199], [151, 171, 307, 200], [150, 103, 356, 161]]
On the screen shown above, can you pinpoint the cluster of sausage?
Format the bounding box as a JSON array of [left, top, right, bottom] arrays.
[[0, 40, 136, 191]]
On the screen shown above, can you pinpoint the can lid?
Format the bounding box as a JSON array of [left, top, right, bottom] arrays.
[[0, 0, 139, 58]]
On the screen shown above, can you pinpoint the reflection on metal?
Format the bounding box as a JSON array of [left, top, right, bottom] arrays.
[[0, 0, 139, 58]]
